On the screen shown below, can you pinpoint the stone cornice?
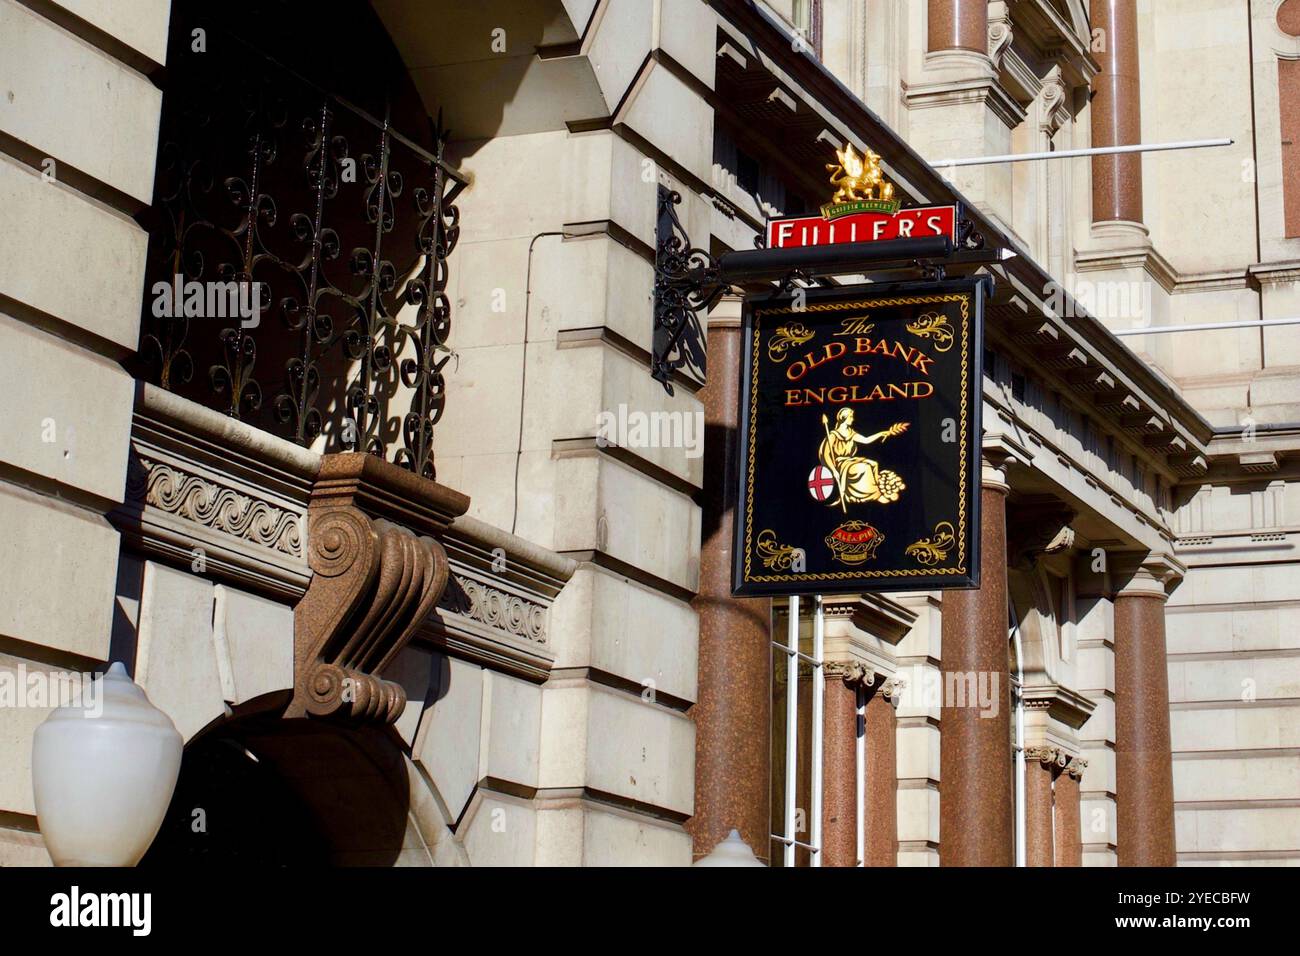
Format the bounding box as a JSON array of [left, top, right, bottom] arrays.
[[1248, 260, 1300, 285], [1007, 0, 1100, 88], [1021, 681, 1097, 730], [982, 431, 1036, 484], [902, 73, 1027, 130], [1074, 241, 1179, 295], [1111, 550, 1186, 599], [818, 594, 917, 683], [849, 594, 919, 645], [992, 264, 1214, 469]]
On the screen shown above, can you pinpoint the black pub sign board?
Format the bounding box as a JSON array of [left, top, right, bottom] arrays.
[[732, 277, 984, 596]]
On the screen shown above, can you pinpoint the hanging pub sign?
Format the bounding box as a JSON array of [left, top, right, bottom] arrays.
[[732, 277, 985, 596]]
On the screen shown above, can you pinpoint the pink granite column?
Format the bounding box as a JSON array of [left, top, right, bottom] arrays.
[[1090, 0, 1144, 225], [939, 459, 1013, 866], [864, 681, 899, 867], [1024, 752, 1056, 867], [820, 667, 863, 867], [928, 0, 989, 54], [1054, 759, 1085, 866], [1113, 558, 1179, 867], [688, 299, 772, 863]]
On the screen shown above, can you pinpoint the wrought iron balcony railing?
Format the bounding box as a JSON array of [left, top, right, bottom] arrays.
[[139, 32, 466, 480]]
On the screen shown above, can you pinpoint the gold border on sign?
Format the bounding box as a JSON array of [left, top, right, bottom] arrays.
[[743, 293, 971, 584]]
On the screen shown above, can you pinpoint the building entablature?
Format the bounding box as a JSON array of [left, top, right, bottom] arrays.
[[774, 593, 916, 690], [984, 399, 1177, 559], [822, 593, 917, 686]]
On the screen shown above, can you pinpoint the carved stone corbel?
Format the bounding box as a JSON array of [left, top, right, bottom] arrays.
[[1038, 66, 1070, 138], [1008, 503, 1077, 569], [290, 453, 470, 723], [988, 1, 1013, 67], [880, 675, 906, 701]]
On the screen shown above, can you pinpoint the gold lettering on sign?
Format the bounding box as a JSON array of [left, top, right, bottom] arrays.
[[834, 317, 875, 336]]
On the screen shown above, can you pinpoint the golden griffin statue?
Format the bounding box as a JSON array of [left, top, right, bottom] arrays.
[[825, 144, 895, 205]]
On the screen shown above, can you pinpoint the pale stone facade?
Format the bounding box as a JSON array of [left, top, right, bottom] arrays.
[[0, 0, 1293, 867]]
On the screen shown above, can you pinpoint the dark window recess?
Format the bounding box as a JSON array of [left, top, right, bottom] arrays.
[[984, 348, 997, 380], [1011, 372, 1026, 403], [736, 149, 761, 196]]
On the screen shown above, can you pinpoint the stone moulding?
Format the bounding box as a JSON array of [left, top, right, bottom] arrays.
[[440, 575, 546, 645], [115, 383, 316, 601], [289, 453, 468, 723], [129, 457, 303, 558], [419, 514, 574, 682]]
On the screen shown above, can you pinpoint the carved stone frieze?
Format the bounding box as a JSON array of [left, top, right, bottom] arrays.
[[439, 573, 548, 645], [128, 456, 303, 557], [114, 383, 317, 600]]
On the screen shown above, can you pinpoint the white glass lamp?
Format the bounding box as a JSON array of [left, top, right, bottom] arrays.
[[692, 828, 767, 867], [32, 662, 183, 866]]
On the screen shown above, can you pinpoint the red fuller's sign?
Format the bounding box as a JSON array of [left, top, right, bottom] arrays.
[[766, 203, 958, 250], [765, 142, 957, 250]]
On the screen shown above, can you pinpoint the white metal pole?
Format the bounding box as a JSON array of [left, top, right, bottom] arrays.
[[931, 137, 1232, 169], [784, 596, 799, 868], [810, 595, 825, 867], [855, 682, 866, 867], [1112, 315, 1300, 336]]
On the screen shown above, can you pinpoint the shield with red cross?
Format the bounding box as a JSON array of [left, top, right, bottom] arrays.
[[807, 465, 837, 502]]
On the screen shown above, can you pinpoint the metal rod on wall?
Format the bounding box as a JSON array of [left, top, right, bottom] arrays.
[[784, 596, 799, 868], [856, 683, 866, 867], [1112, 315, 1300, 336], [931, 137, 1233, 169]]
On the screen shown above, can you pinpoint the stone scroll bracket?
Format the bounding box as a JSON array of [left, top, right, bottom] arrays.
[[289, 453, 470, 724]]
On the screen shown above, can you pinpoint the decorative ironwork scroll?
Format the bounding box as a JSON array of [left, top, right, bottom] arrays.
[[651, 186, 717, 394]]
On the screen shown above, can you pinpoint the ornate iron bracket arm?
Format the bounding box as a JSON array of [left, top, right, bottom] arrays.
[[957, 213, 986, 251], [652, 186, 720, 395], [650, 187, 978, 395], [772, 269, 813, 299]]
